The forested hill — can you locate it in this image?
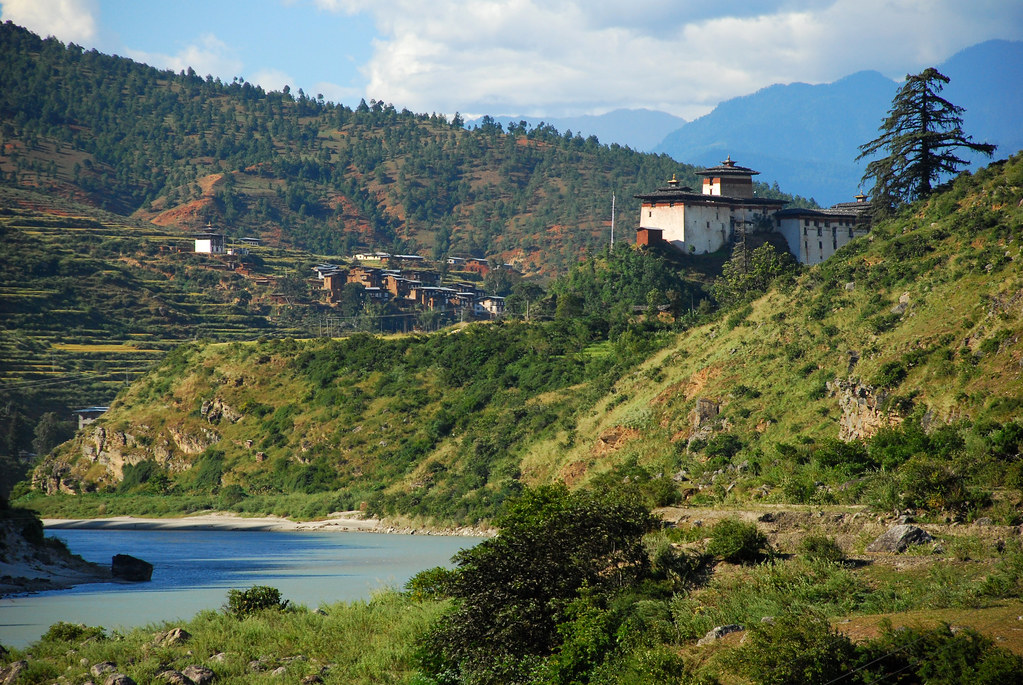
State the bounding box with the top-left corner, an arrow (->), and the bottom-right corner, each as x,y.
25,154 -> 1023,527
0,22 -> 798,276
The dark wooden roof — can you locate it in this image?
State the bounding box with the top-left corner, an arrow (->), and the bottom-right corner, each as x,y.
634,186 -> 783,207
697,155 -> 759,177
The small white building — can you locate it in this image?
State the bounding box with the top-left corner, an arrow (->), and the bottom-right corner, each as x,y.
194,232 -> 226,254
72,406 -> 108,430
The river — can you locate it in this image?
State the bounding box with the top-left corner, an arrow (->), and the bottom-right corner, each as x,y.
0,528 -> 477,648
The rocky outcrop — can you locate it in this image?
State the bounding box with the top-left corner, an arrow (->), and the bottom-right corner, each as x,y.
828,380 -> 900,441
866,524 -> 934,553
112,554 -> 153,581
0,660 -> 27,684
0,514 -> 109,596
153,627 -> 191,647
201,397 -> 243,425
169,424 -> 220,455
181,665 -> 216,685
697,624 -> 744,645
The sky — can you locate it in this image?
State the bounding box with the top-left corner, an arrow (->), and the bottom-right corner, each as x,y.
3,0 -> 1022,121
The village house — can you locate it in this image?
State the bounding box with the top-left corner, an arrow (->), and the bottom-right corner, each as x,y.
322,270 -> 349,303
71,406 -> 108,430
464,258 -> 490,276
635,156 -> 872,265
347,265 -> 383,288
402,269 -> 441,286
311,263 -> 343,280
476,296 -> 505,318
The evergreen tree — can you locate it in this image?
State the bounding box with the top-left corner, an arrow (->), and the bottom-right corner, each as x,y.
858,68 -> 995,213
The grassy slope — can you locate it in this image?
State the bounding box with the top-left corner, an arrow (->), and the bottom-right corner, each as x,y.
542,154 -> 1023,499
21,154 -> 1023,527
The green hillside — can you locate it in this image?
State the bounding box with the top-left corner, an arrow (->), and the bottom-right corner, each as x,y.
23,153 -> 1023,525
0,22 -> 801,278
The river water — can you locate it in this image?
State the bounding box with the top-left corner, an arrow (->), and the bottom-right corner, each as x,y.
0,528 -> 477,648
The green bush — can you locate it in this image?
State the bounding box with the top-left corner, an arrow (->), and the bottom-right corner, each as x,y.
224,585 -> 290,618
404,566 -> 457,601
730,610 -> 858,685
863,623 -> 1023,684
41,621 -> 106,643
706,518 -> 770,564
872,360 -> 907,388
798,534 -> 845,564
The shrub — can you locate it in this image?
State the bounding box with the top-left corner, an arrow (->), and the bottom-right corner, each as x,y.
404,566 -> 457,601
730,610 -> 858,685
898,455 -> 990,514
706,518 -> 770,564
863,623 -> 1023,684
41,621 -> 106,643
224,585 -> 290,618
798,534 -> 845,564
872,360 -> 907,388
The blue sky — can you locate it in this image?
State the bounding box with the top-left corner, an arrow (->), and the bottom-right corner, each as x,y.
3,0 -> 1022,120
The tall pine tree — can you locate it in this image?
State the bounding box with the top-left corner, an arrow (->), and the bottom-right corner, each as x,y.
858,68 -> 995,213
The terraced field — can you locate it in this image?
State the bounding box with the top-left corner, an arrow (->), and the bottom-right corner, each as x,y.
0,190 -> 322,438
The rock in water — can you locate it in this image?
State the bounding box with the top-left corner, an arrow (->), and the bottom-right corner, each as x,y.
111,554 -> 153,581
866,524 -> 934,553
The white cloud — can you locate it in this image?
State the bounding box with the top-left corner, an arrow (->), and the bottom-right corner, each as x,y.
316,0 -> 1023,118
1,0 -> 98,44
249,68 -> 296,93
312,80 -> 365,105
125,34 -> 243,80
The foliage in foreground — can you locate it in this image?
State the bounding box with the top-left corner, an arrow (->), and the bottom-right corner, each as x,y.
415,484 -> 659,684
734,611 -> 1023,685
4,590 -> 447,685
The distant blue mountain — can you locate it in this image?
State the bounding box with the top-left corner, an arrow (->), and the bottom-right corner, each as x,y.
653,40 -> 1023,206
939,40 -> 1023,168
465,109 -> 687,152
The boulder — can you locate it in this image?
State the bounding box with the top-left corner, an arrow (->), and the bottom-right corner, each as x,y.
697,624 -> 744,645
155,670 -> 192,685
153,627 -> 191,646
91,662 -> 118,678
866,524 -> 934,553
0,660 -> 27,685
181,665 -> 216,685
111,554 -> 153,581
104,675 -> 137,685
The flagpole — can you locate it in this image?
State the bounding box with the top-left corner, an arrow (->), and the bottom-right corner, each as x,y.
610,192 -> 616,247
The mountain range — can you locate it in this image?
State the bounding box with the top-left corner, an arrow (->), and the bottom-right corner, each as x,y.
479,41 -> 1022,207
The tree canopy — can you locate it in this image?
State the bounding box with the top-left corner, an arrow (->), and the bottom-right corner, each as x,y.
858,67 -> 995,213
417,484 -> 655,683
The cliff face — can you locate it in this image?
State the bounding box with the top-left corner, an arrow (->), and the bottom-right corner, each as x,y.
0,511 -> 108,596
828,380 -> 901,442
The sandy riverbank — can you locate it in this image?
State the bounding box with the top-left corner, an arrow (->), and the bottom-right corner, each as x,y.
43,511 -> 490,537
